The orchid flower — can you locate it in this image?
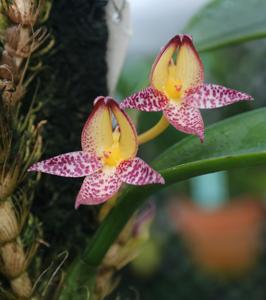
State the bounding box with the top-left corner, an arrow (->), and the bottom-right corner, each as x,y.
28,97 -> 164,208
120,35 -> 253,142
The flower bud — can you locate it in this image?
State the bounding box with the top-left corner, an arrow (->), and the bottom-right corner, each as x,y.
93,207 -> 155,300
5,26 -> 31,61
4,25 -> 49,67
5,0 -> 42,26
0,167 -> 19,199
11,272 -> 32,298
2,83 -> 26,105
0,50 -> 17,81
0,240 -> 26,278
93,268 -> 118,300
0,201 -> 19,244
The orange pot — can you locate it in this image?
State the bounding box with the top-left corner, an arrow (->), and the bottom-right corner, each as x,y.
170,198 -> 265,276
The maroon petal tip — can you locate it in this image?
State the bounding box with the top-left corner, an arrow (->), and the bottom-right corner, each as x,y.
181,34 -> 193,43
199,133 -> 205,143
93,96 -> 105,106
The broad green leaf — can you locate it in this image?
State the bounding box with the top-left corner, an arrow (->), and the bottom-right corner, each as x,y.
58,108 -> 266,299
186,0 -> 266,52
154,108 -> 266,170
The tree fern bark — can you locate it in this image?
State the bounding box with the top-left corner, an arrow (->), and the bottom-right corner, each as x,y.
35,0 -> 109,264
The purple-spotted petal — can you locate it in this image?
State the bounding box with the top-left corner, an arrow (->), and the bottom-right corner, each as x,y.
120,87 -> 168,112
75,168 -> 122,208
163,101 -> 204,142
117,157 -> 165,185
28,151 -> 102,177
186,84 -> 253,109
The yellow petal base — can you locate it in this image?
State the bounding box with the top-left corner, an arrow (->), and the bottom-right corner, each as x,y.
102,128 -> 123,167
164,77 -> 183,101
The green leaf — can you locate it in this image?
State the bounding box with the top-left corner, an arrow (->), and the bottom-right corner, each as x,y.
185,0 -> 266,52
58,108 -> 266,299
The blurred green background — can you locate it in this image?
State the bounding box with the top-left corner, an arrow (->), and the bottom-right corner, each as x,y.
108,0 -> 266,299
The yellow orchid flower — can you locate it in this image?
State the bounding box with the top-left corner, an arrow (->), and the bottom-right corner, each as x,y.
121,34 -> 253,142
28,97 -> 164,208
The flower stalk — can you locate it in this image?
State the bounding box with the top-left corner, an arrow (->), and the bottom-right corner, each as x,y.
137,115 -> 169,145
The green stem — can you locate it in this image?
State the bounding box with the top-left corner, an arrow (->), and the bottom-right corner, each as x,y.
137,115 -> 169,145
57,151 -> 266,299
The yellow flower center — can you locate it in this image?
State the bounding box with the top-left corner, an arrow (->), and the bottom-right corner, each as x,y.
102,128 -> 122,167
164,78 -> 183,100
161,63 -> 183,101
